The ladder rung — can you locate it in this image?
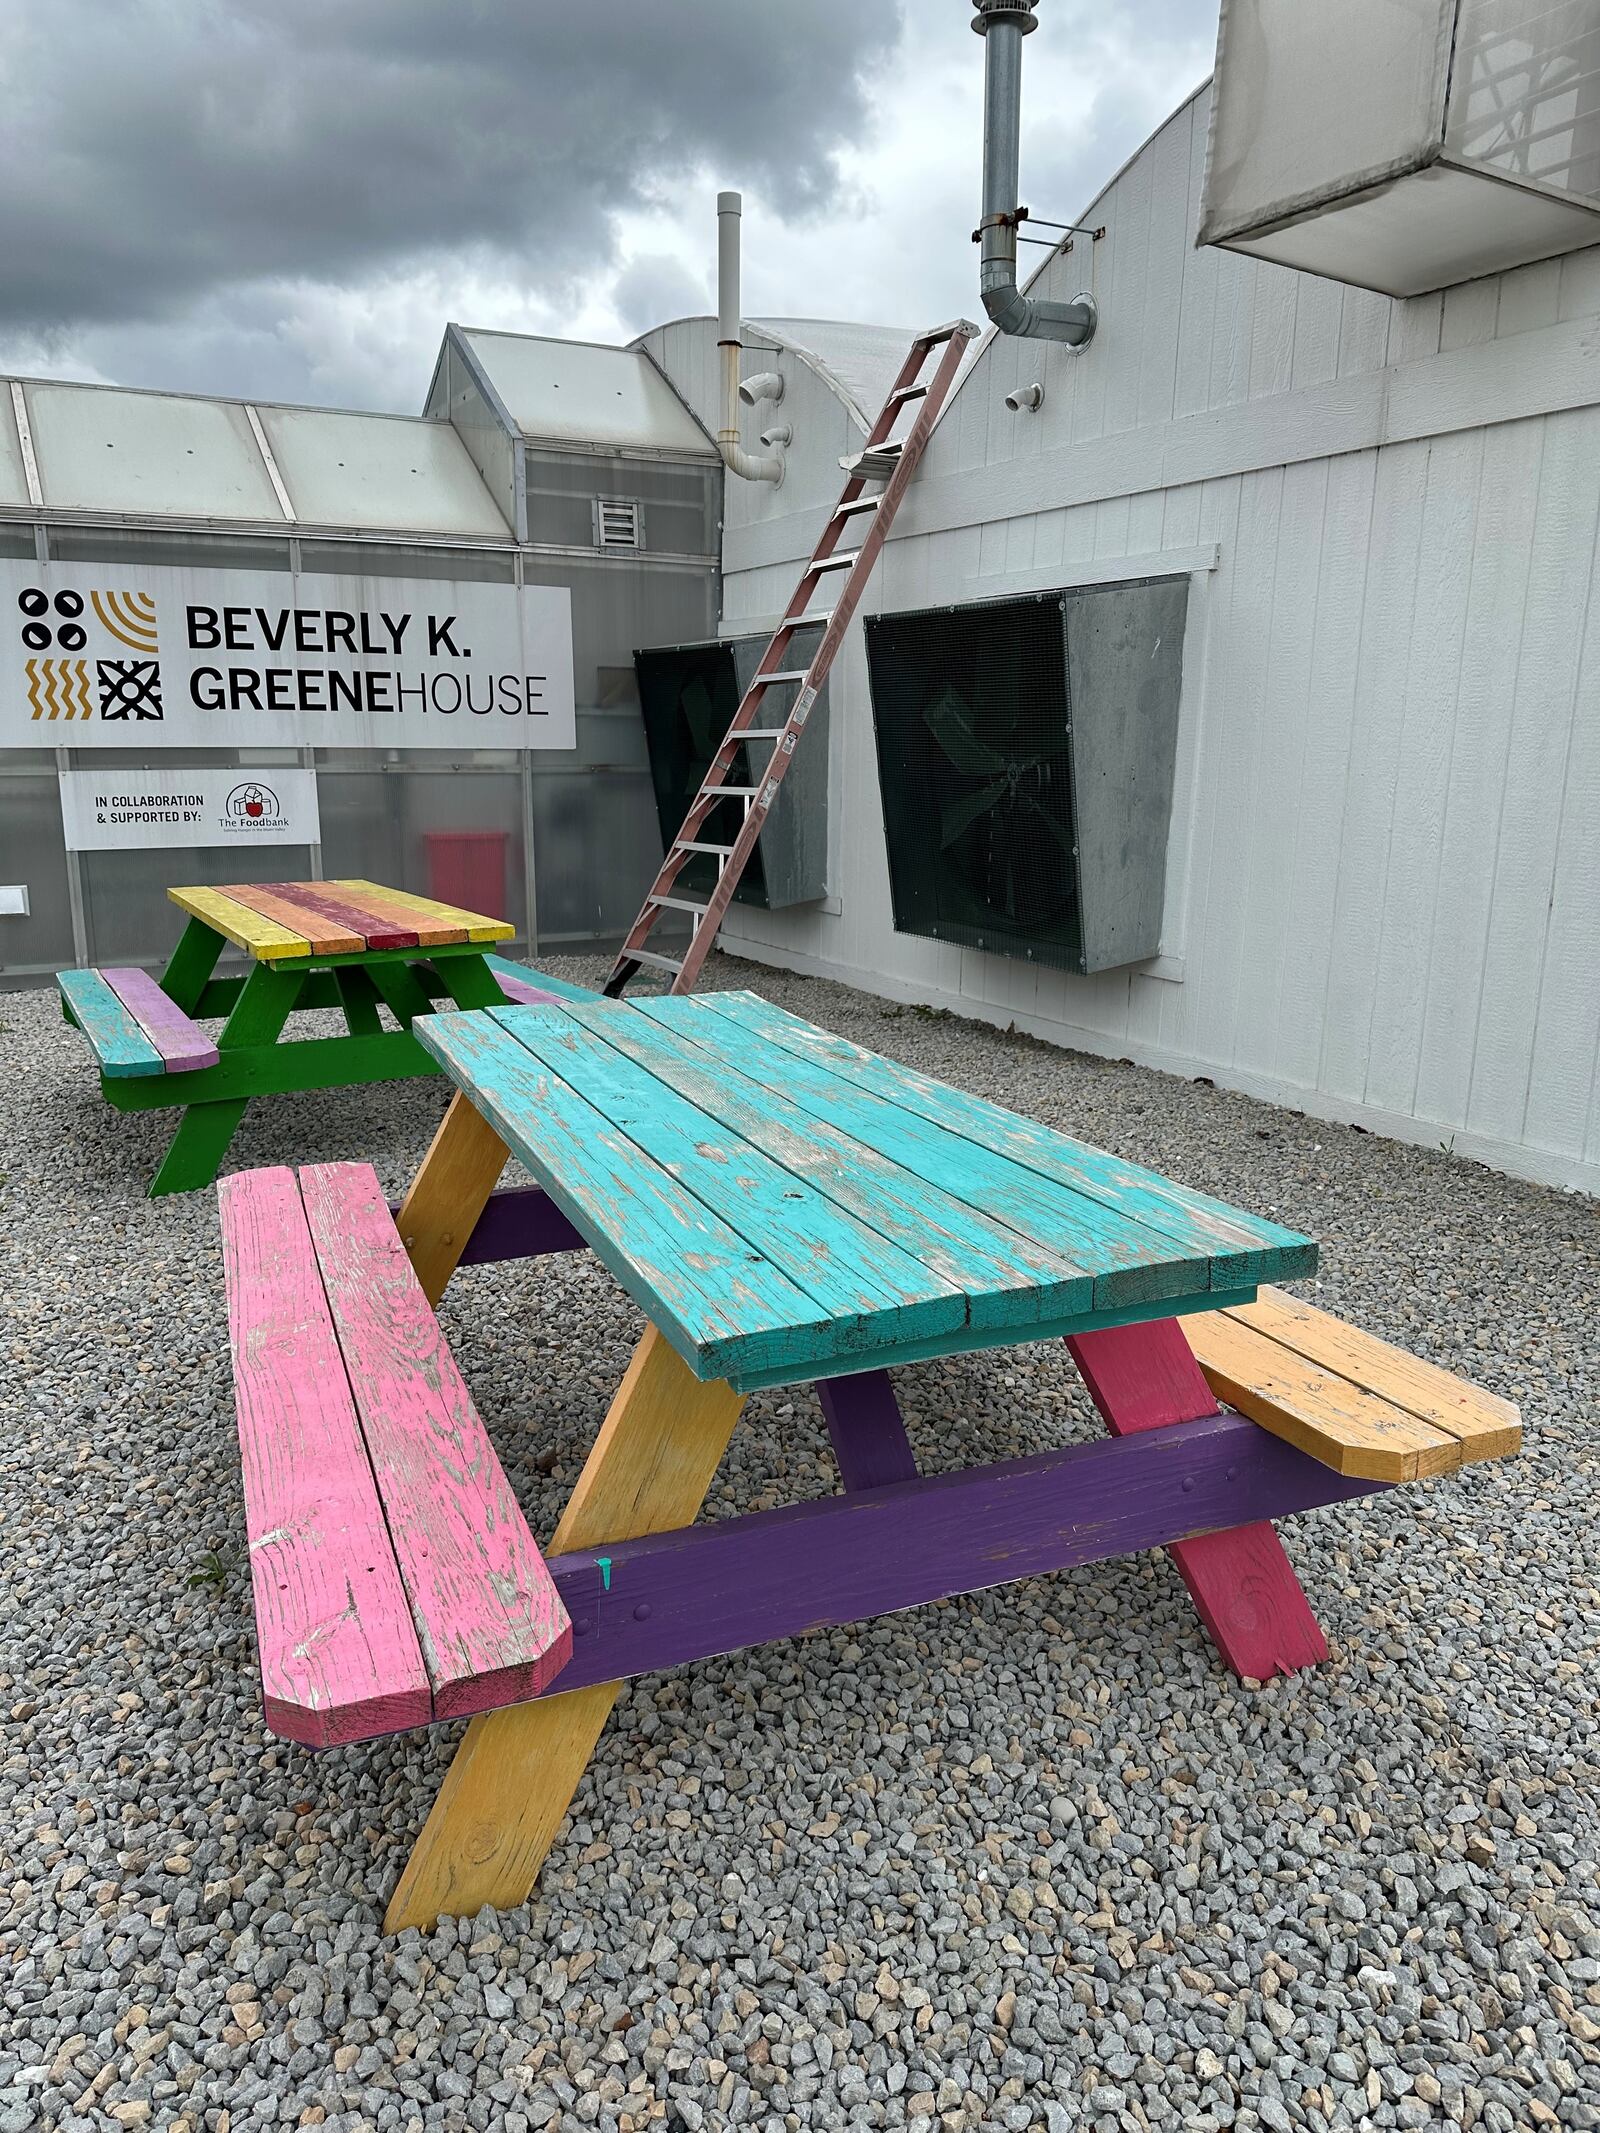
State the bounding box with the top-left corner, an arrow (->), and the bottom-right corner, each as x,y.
677,840 -> 735,856
706,785 -> 760,800
782,608 -> 834,628
889,382 -> 929,404
730,728 -> 786,741
810,551 -> 862,574
919,319 -> 976,344
839,442 -> 902,480
834,495 -> 882,518
651,894 -> 707,914
630,949 -> 685,974
749,669 -> 808,686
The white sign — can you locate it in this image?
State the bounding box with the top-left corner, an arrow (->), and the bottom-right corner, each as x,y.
58,766 -> 321,851
3,563 -> 576,751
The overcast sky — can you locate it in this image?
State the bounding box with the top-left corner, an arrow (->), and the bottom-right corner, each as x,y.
0,1 -> 1216,413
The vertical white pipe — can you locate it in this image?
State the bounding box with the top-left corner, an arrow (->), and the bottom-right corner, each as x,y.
715,189 -> 782,484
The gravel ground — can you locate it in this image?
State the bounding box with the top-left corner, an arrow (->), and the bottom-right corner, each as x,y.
2,953 -> 1597,2133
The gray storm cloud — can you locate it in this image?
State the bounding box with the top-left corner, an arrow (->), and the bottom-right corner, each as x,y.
0,0 -> 903,332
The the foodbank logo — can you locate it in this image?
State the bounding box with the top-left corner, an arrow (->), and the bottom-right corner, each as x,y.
18,585 -> 161,721
223,781 -> 285,834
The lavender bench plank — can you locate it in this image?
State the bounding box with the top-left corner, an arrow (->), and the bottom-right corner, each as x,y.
220,1162 -> 573,1745
58,964 -> 217,1076
102,966 -> 220,1070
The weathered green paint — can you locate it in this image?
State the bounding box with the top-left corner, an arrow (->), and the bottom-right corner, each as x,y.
335,966 -> 384,1037
147,961 -> 306,1196
433,953 -> 513,1012
105,1028 -> 438,1112
366,958 -> 438,1029
159,917 -> 225,1016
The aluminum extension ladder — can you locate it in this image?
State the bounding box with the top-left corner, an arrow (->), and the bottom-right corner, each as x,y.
603,317 -> 979,999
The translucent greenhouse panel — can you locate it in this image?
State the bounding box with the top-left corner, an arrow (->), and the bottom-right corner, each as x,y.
1446,0 -> 1600,200
79,844 -> 314,966
1200,0 -> 1600,294
531,768 -> 666,948
0,770 -> 78,980
316,763 -> 525,928
1201,0 -> 1451,241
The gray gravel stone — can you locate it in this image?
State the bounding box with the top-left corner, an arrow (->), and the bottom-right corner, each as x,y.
2,953 -> 1597,2131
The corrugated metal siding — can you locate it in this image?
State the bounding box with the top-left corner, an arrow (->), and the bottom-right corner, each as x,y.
655,85 -> 1600,1195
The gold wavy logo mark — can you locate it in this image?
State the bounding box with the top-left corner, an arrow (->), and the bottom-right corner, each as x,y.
25,657 -> 93,719
90,588 -> 158,653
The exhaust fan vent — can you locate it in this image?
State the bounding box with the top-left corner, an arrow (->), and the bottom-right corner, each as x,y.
865,580 -> 1189,973
593,497 -> 643,549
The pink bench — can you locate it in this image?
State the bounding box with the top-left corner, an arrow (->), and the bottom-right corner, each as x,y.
219,1161 -> 571,1747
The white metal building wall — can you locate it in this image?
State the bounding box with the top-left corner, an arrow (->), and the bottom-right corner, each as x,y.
648,86 -> 1600,1197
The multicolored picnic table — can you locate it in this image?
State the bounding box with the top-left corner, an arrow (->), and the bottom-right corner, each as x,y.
56,877 -> 554,1194
217,984 -> 1518,1930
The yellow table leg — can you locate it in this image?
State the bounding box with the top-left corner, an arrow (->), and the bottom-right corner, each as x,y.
383,1324 -> 743,1932
397,1090 -> 510,1306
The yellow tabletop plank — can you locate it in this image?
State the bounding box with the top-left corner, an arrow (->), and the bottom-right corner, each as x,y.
1184,1311 -> 1462,1483
168,885 -> 311,961
330,879 -> 514,945
1222,1288 -> 1521,1461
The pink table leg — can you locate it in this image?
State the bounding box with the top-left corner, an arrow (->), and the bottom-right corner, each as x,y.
1066,1319 -> 1328,1681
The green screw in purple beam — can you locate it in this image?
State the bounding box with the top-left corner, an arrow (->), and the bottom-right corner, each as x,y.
596,1557 -> 612,1592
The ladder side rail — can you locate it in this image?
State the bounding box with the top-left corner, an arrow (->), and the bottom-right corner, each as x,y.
606,321 -> 976,998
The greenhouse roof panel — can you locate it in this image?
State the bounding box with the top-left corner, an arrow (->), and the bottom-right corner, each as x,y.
461,329 -> 716,458
258,405 -> 510,536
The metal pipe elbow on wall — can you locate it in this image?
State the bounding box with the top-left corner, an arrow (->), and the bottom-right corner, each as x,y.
717,191 -> 784,484
972,0 -> 1096,348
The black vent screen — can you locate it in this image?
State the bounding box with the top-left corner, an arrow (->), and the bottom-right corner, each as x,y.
635,641 -> 769,908
866,593 -> 1082,969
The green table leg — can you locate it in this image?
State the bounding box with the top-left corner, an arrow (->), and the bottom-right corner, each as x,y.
159,917 -> 226,1015
431,951 -> 510,1011
334,965 -> 384,1037
366,958 -> 437,1030
149,961 -> 306,1197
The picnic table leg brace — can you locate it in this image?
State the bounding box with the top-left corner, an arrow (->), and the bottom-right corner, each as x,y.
384,1325 -> 743,1932
158,915 -> 226,1015
1066,1319 -> 1328,1681
148,960 -> 306,1197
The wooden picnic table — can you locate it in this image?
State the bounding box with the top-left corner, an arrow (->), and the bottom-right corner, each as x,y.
373,987 -> 1360,1930
57,877 -> 546,1195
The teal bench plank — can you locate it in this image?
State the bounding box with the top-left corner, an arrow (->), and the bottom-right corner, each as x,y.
413,1008 -> 840,1384
703,992 -> 1316,1290
641,995 -> 1206,1312
556,998 -> 1092,1333
58,968 -> 166,1079
483,956 -> 600,1007
497,1006 -> 970,1349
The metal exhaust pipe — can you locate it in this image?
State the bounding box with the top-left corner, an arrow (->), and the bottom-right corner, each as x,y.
972,0 -> 1096,346
716,191 -> 783,484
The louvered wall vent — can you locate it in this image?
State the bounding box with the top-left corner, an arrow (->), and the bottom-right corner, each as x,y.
593,497 -> 644,549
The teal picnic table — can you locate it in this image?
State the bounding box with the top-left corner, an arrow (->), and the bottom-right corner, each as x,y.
214,987 -> 1516,1931
56,877 -> 554,1195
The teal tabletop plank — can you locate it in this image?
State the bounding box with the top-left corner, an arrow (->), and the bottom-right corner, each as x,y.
557,999 -> 1093,1332
492,1006 -> 970,1353
637,999 -> 1202,1312
415,1009 -> 835,1384
697,993 -> 1317,1292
